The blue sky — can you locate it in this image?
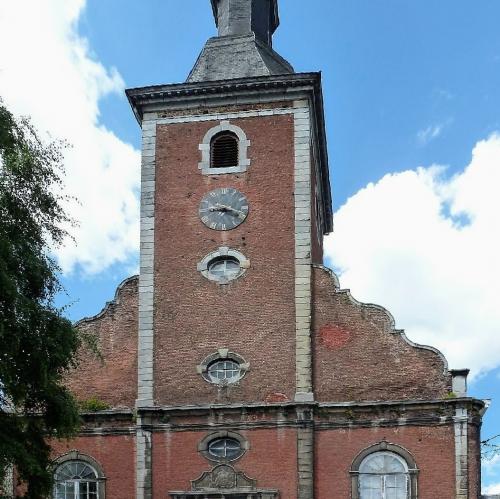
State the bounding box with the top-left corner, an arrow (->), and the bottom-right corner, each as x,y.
1,0 -> 499,492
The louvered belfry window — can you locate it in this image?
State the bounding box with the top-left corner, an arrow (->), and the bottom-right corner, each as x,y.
210,131 -> 239,168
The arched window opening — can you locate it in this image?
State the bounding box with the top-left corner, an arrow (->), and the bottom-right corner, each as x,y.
54,461 -> 99,499
210,131 -> 239,168
199,121 -> 250,175
351,443 -> 418,499
358,452 -> 408,499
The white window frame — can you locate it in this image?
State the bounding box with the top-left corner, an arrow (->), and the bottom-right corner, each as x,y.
53,451 -> 106,499
358,452 -> 409,499
350,442 -> 418,499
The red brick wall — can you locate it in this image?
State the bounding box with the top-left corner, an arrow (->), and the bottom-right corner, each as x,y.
315,425 -> 456,499
152,428 -> 297,498
50,435 -> 136,498
469,423 -> 481,498
66,277 -> 138,409
153,113 -> 297,405
312,266 -> 451,401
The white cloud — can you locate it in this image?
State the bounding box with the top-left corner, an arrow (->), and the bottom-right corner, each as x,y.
417,123 -> 446,145
0,0 -> 140,274
484,455 -> 500,493
485,483 -> 500,494
325,133 -> 500,377
485,479 -> 500,494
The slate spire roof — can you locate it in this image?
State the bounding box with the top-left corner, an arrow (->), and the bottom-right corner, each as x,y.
187,0 -> 294,83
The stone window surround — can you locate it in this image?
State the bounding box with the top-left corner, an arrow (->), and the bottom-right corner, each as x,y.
169,464 -> 279,499
199,121 -> 251,175
350,442 -> 419,499
197,348 -> 250,385
170,492 -> 277,499
198,431 -> 250,464
53,450 -> 106,499
197,247 -> 250,284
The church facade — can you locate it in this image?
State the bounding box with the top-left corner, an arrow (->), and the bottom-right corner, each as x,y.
43,1 -> 486,498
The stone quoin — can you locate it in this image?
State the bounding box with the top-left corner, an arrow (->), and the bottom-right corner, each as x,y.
12,1 -> 487,498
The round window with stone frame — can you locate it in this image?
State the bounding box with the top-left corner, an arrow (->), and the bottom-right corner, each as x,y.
197,247 -> 250,285
207,359 -> 241,384
198,431 -> 249,464
208,256 -> 241,282
208,437 -> 243,460
197,349 -> 249,386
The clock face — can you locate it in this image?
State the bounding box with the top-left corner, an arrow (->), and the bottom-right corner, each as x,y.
199,188 -> 249,231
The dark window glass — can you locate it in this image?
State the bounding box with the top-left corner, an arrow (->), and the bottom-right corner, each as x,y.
208,437 -> 243,460
211,132 -> 239,168
207,360 -> 241,383
208,257 -> 241,281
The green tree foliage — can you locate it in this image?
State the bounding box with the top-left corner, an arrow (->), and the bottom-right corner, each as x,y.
0,102 -> 81,498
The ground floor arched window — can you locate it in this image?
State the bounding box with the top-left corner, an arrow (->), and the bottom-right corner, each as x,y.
53,451 -> 105,499
351,442 -> 418,499
54,461 -> 98,498
359,452 -> 409,498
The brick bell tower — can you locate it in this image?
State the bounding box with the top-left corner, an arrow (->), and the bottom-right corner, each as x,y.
124,1 -> 484,498
127,1 -> 332,497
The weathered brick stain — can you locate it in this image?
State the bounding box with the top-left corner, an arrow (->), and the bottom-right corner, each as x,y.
318,324 -> 351,350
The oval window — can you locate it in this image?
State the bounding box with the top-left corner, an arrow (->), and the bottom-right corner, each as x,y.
207,256 -> 241,282
207,359 -> 241,384
208,437 -> 243,460
197,248 -> 250,285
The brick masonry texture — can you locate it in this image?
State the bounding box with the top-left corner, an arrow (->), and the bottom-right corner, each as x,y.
50,435 -> 136,498
156,101 -> 293,120
315,425 -> 456,498
312,266 -> 452,401
152,428 -> 297,497
67,277 -> 138,408
55,97 -> 485,499
469,423 -> 482,498
153,113 -> 297,406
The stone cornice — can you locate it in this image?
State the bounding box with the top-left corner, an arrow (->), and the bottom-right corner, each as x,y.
132,396 -> 485,414
126,73 -> 320,118
74,397 -> 485,436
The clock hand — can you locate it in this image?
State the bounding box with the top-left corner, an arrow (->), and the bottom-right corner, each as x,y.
209,203 -> 233,212
208,204 -> 245,217
208,203 -> 227,212
225,206 -> 245,217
